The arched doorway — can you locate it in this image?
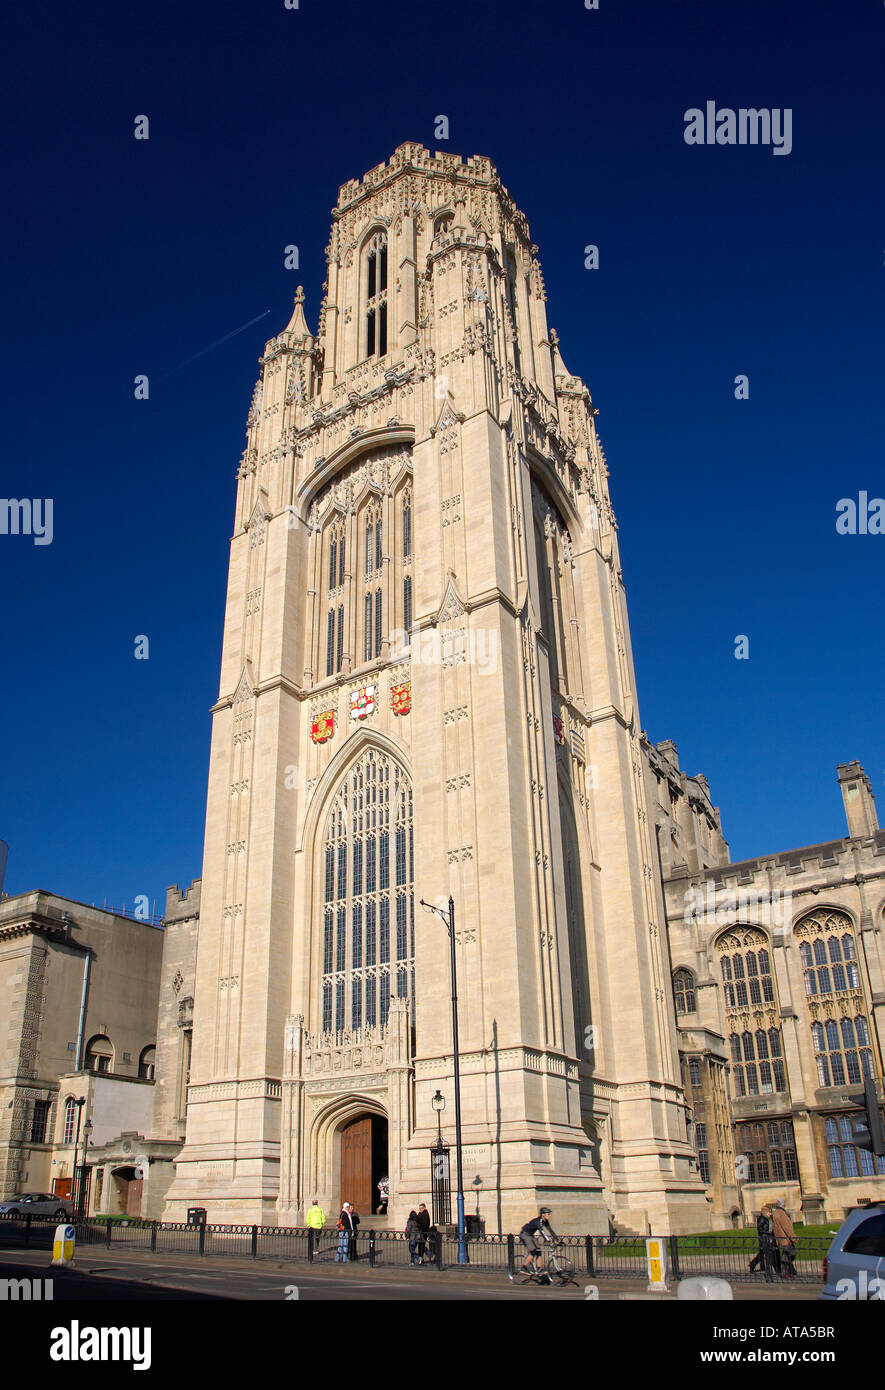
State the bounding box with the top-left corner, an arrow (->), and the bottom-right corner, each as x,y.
339,1113 -> 388,1217
110,1165 -> 141,1217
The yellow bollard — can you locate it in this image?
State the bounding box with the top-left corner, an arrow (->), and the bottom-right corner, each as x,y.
646,1236 -> 669,1291
51,1223 -> 76,1267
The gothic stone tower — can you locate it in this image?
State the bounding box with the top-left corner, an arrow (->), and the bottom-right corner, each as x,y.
163,143 -> 710,1234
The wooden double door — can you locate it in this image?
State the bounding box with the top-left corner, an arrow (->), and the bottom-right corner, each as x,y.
339,1115 -> 387,1217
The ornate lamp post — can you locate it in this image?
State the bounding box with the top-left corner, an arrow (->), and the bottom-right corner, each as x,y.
78,1118 -> 93,1218
430,1090 -> 451,1226
432,1089 -> 445,1146
419,896 -> 467,1263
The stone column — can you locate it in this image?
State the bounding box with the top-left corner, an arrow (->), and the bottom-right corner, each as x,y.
277,1016 -> 305,1223
385,997 -> 412,1223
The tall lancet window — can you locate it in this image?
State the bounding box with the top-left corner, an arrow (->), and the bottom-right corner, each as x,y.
363,500 -> 383,662
364,231 -> 388,359
320,750 -> 414,1037
505,252 -> 521,375
401,485 -> 412,642
325,518 -> 346,678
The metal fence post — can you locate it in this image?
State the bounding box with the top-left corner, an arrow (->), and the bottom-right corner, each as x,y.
669,1234 -> 681,1281
251,1225 -> 258,1259
24,1214 -> 31,1246
307,1228 -> 314,1262
506,1232 -> 515,1275
368,1229 -> 376,1267
199,1221 -> 206,1256
434,1229 -> 443,1270
106,1220 -> 112,1248
151,1223 -> 157,1253
585,1234 -> 594,1274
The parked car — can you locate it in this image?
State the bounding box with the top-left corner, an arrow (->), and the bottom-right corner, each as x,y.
0,1192 -> 72,1219
820,1204 -> 885,1300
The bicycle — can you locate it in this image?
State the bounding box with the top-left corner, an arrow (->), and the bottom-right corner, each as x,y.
509,1243 -> 578,1287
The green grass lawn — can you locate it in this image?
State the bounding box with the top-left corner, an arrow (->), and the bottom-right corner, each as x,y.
89,1214 -> 153,1225
599,1224 -> 837,1256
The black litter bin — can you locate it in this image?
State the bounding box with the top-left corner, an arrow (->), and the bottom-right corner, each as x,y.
187,1207 -> 207,1226
464,1215 -> 485,1235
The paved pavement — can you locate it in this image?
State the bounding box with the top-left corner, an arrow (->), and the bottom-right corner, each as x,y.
0,1243 -> 823,1302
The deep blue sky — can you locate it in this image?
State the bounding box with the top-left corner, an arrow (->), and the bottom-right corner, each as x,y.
2,0 -> 882,911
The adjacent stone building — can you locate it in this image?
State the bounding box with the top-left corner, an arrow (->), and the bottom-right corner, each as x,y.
647,746 -> 885,1225
0,892 -> 163,1208
0,882 -> 202,1221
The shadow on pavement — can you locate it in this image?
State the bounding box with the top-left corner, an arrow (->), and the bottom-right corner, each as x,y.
0,1259 -> 222,1301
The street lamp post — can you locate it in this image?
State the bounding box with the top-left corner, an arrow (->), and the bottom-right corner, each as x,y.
78,1118 -> 93,1219
420,895 -> 467,1264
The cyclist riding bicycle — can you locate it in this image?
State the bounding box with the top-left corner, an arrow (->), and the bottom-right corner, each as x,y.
518,1207 -> 559,1275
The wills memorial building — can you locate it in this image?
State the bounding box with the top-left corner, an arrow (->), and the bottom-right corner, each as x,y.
161,143 -> 717,1233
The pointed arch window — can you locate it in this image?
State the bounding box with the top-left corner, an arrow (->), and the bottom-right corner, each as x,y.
324,518 -> 347,678
364,232 -> 388,359
400,483 -> 413,646
63,1097 -> 78,1145
365,505 -> 382,577
504,251 -> 521,374
326,603 -> 345,677
328,519 -> 346,592
796,909 -> 875,1088
673,968 -> 696,1015
320,750 -> 413,1038
717,928 -> 785,1099
798,916 -> 861,996
362,501 -> 383,662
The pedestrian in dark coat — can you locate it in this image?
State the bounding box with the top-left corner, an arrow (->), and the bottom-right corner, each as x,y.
406,1210 -> 421,1265
414,1202 -> 431,1262
748,1205 -> 777,1282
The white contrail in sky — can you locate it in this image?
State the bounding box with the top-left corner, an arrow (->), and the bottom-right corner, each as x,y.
155,309 -> 272,383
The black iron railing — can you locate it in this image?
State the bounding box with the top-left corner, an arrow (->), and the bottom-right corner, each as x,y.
0,1214 -> 828,1282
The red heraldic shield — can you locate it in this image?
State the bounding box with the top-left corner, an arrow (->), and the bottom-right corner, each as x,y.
311,711 -> 335,743
391,682 -> 412,716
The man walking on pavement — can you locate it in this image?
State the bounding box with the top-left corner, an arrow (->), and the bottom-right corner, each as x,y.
414,1202 -> 431,1263
772,1198 -> 797,1280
